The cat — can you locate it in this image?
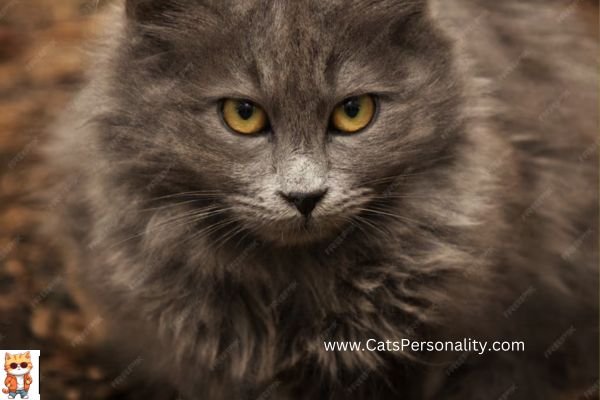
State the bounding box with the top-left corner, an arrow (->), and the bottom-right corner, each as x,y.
2,353 -> 32,400
46,0 -> 598,399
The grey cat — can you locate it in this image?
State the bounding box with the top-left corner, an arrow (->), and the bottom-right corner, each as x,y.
47,0 -> 598,399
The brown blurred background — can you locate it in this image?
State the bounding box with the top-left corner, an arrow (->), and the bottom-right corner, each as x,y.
0,1 -> 597,399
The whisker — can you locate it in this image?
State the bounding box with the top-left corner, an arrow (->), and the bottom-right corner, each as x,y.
140,199 -> 211,212
360,155 -> 456,187
232,228 -> 254,250
151,206 -> 226,228
214,224 -> 247,252
370,194 -> 460,200
108,206 -> 230,248
183,217 -> 239,246
361,171 -> 432,186
357,206 -> 424,226
340,215 -> 371,239
147,190 -> 226,202
352,214 -> 390,237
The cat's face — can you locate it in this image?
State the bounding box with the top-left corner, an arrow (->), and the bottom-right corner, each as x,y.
110,0 -> 460,246
4,352 -> 32,376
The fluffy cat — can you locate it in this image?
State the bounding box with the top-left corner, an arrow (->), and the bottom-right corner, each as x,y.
47,0 -> 598,399
2,353 -> 32,399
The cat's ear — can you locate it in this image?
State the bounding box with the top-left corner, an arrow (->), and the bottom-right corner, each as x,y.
24,352 -> 30,359
4,353 -> 8,360
389,1 -> 448,53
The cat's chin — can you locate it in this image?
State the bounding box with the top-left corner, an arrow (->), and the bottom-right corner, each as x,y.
262,230 -> 333,247
250,218 -> 342,247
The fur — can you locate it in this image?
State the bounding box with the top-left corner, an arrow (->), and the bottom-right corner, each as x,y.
46,1 -> 598,398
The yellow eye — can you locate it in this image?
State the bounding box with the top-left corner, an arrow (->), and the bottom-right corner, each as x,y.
330,94 -> 376,133
222,99 -> 269,135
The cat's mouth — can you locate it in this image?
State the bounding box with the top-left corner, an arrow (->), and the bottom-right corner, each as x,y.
249,217 -> 342,246
8,369 -> 29,376
230,208 -> 348,246
225,188 -> 375,246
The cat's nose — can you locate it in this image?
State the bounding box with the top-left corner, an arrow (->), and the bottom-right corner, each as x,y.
280,189 -> 327,217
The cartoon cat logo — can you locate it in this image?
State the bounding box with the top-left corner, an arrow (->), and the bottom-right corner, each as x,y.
2,352 -> 33,399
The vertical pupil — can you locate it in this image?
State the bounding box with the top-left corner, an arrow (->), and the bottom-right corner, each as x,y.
343,99 -> 361,118
237,102 -> 254,120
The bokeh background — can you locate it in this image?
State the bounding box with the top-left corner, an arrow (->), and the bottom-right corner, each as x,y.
0,1 -> 597,399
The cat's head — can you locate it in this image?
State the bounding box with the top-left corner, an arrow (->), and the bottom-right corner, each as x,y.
102,0 -> 462,246
4,352 -> 32,376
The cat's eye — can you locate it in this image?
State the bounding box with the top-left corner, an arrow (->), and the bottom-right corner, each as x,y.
330,94 -> 376,133
221,99 -> 269,135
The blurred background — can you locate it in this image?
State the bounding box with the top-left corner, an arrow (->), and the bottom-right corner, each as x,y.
0,0 -> 597,399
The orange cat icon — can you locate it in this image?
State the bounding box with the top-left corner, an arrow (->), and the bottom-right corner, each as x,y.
2,352 -> 33,399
